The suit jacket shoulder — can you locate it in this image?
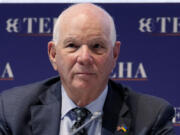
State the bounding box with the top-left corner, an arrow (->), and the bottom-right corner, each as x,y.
0,76 -> 61,135
0,76 -> 60,107
130,88 -> 174,132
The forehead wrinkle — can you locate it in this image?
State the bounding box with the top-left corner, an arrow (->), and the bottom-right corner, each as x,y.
64,14 -> 110,38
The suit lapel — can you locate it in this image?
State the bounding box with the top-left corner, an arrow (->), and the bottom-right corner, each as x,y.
29,82 -> 62,135
102,80 -> 132,135
114,102 -> 131,135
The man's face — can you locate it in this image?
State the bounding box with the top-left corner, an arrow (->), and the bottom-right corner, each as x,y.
49,14 -> 120,92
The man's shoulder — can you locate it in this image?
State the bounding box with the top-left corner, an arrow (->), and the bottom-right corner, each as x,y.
0,76 -> 60,104
110,79 -> 174,115
128,86 -> 172,111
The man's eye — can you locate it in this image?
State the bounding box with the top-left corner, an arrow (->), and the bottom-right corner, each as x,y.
67,43 -> 76,48
93,44 -> 102,49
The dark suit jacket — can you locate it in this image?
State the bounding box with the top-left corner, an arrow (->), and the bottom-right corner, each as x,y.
0,76 -> 175,135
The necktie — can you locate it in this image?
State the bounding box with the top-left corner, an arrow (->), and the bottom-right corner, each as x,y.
71,107 -> 91,135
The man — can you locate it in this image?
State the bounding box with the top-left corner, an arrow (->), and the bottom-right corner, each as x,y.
0,3 -> 175,135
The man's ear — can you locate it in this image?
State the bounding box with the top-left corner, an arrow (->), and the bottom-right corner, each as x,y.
48,41 -> 57,71
112,41 -> 121,69
113,41 -> 121,60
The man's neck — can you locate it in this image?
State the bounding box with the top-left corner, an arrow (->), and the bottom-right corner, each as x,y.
62,84 -> 107,107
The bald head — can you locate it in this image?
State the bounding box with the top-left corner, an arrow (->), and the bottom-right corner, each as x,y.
52,3 -> 116,45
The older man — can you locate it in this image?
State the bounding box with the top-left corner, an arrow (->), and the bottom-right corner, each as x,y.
0,3 -> 175,135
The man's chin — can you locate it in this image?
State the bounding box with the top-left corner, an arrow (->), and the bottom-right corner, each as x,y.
73,80 -> 94,89
74,74 -> 96,80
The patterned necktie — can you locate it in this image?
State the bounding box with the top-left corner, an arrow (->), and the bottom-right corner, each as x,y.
71,107 -> 91,135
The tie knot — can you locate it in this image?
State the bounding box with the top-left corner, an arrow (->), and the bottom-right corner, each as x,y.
72,107 -> 91,122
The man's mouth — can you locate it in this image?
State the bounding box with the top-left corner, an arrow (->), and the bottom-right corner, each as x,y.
75,72 -> 96,77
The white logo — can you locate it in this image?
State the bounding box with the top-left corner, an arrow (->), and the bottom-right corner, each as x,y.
111,62 -> 147,80
6,17 -> 57,34
173,107 -> 180,126
139,17 -> 180,34
0,62 -> 14,80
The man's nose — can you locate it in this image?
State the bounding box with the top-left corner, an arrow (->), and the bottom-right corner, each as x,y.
77,45 -> 93,65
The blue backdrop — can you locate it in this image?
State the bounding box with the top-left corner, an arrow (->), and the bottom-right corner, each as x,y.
0,3 -> 179,133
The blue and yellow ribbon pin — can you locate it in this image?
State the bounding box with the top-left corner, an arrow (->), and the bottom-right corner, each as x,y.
116,125 -> 127,132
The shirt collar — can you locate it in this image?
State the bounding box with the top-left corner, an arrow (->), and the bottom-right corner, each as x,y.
61,85 -> 108,119
61,85 -> 76,119
85,86 -> 108,115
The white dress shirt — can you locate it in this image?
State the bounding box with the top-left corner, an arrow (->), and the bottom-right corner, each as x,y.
60,85 -> 108,135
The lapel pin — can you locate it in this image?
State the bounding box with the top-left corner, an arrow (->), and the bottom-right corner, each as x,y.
116,125 -> 127,132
